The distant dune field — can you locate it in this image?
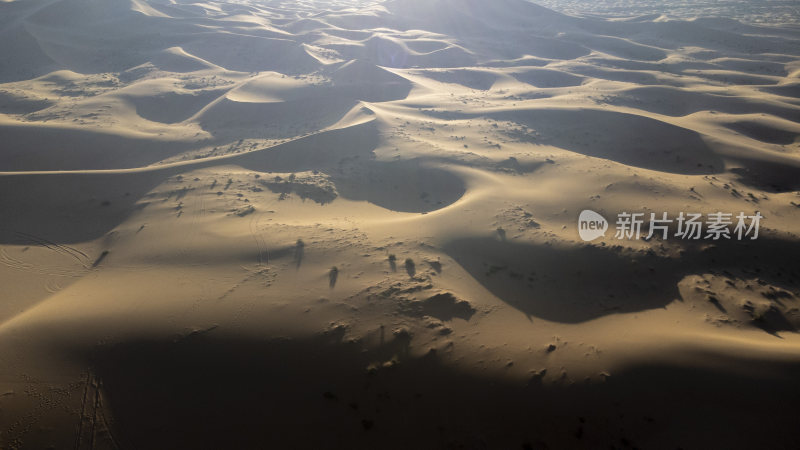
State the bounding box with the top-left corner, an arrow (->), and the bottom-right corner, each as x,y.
537,0 -> 800,24
1,0 -> 799,449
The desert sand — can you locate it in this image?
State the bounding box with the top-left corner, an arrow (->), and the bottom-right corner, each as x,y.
1,0 -> 800,448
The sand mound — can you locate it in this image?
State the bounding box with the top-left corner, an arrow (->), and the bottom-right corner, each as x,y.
147,47 -> 222,73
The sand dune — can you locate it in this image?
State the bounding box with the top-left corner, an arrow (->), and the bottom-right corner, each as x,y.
1,0 -> 800,448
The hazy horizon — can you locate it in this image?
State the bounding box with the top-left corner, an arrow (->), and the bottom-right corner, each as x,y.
535,0 -> 800,24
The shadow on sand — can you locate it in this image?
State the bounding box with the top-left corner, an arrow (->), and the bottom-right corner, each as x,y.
444,236 -> 800,324
83,331 -> 800,450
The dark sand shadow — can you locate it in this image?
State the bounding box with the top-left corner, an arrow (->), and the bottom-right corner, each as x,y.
404,258 -> 416,278
0,119 -> 466,245
0,170 -> 178,244
329,266 -> 339,288
295,239 -> 305,268
443,236 -> 800,324
83,332 -> 800,450
729,157 -> 800,193
331,159 -> 466,214
504,109 -> 725,175
0,124 -> 204,171
235,122 -> 466,214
